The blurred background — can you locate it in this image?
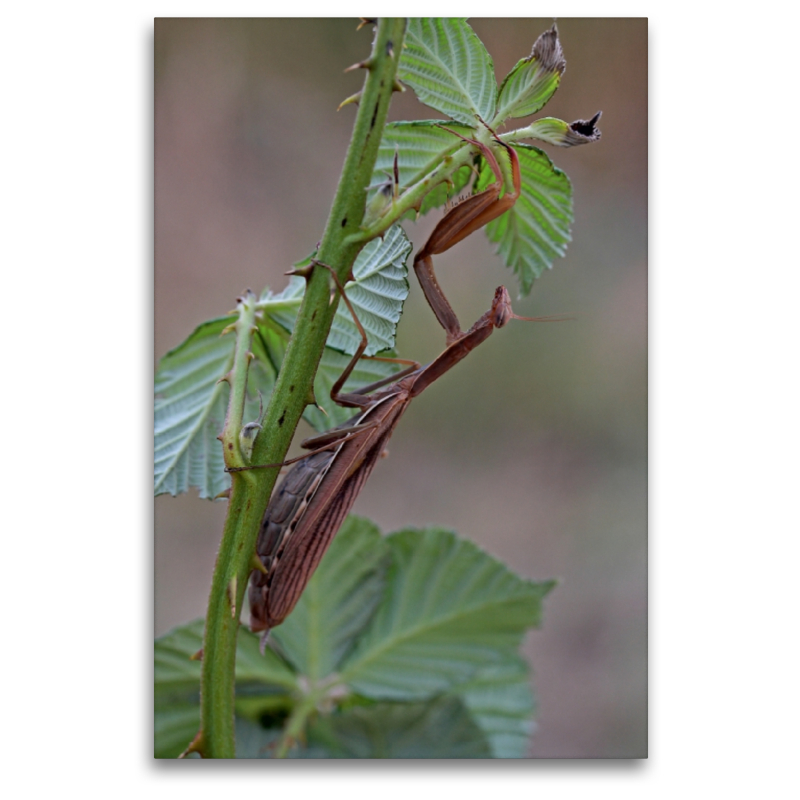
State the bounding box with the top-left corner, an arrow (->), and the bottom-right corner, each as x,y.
154,18 -> 646,759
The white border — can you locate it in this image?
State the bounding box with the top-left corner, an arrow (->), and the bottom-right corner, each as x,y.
3,2 -> 797,796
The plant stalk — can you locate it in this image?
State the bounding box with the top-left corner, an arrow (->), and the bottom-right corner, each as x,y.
198,18 -> 407,758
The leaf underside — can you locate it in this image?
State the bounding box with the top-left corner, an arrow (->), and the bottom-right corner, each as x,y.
265,224 -> 411,357
479,143 -> 573,296
154,226 -> 411,497
154,318 -> 272,499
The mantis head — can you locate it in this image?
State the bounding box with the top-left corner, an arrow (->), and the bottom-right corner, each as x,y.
490,285 -> 573,329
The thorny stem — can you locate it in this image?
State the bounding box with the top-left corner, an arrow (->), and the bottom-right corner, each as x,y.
219,291 -> 258,460
198,18 -> 407,759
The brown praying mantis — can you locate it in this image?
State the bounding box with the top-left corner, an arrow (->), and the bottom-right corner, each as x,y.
233,129 -> 553,640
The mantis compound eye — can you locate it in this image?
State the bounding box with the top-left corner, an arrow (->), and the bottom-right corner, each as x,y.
491,286 -> 514,328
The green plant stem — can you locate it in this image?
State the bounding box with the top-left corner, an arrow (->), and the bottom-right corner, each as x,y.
198,18 -> 407,759
347,142 -> 474,245
272,675 -> 345,758
220,291 -> 258,456
273,693 -> 319,759
348,124 -> 515,247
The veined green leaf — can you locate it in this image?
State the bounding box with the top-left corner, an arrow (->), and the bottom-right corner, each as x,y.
257,224 -> 411,430
155,523 -> 555,757
234,628 -> 299,691
302,697 -> 491,759
153,620 -> 205,758
234,717 -> 282,758
154,619 -> 204,693
234,697 -> 491,759
480,143 -> 573,296
155,702 -> 201,759
263,224 -> 411,357
154,226 -> 410,496
154,318 -> 273,498
369,121 -> 474,219
154,619 -> 298,757
494,25 -> 566,124
340,527 -> 555,700
270,516 -> 390,680
399,19 -> 497,127
450,654 -> 535,758
154,619 -> 296,693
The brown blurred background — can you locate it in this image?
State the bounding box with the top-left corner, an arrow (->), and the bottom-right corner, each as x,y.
155,18 -> 647,758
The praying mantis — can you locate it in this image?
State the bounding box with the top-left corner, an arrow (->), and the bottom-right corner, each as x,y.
236,129 -> 554,639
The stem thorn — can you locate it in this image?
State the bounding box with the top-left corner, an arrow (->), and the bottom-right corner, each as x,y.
251,554 -> 268,574
178,730 -> 205,759
337,91 -> 362,111
285,264 -> 314,280
344,59 -> 372,73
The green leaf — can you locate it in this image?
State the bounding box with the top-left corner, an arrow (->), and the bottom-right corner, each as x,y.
270,516 -> 390,680
480,143 -> 573,296
450,654 -> 535,758
340,527 -> 555,699
234,628 -> 300,691
302,697 -> 491,758
154,621 -> 204,757
398,19 -> 497,127
233,698 -> 491,759
494,25 -> 566,124
154,619 -> 298,757
155,522 -> 555,758
369,121 -> 474,218
258,224 -> 412,430
154,618 -> 205,692
154,318 -> 274,498
155,226 -> 410,496
155,702 -> 201,759
155,619 -> 296,692
263,224 -> 411,357
234,717 -> 282,758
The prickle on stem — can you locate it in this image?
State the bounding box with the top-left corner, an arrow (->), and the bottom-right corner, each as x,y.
337,91 -> 362,111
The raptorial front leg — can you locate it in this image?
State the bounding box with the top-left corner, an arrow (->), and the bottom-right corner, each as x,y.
413,133 -> 521,346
